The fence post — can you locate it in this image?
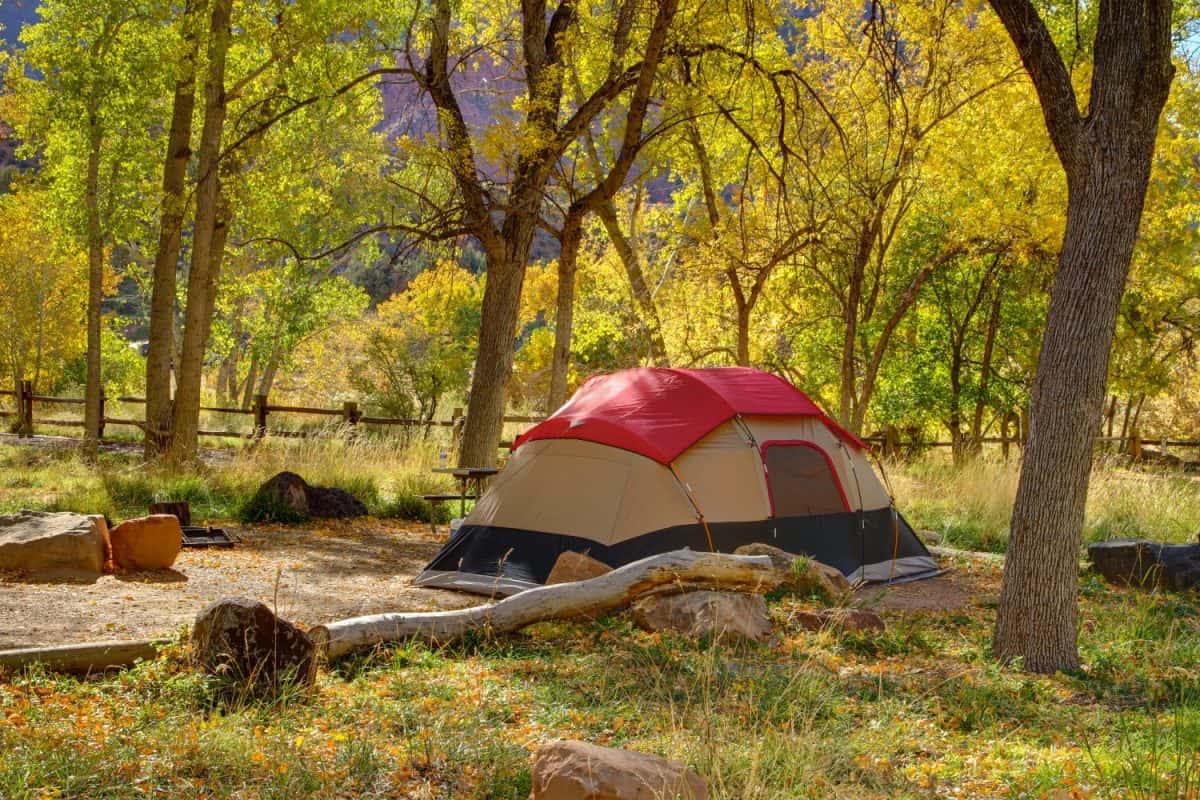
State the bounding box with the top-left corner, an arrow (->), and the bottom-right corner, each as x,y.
342,401 -> 360,438
97,388 -> 106,441
19,380 -> 33,437
1128,431 -> 1142,462
882,425 -> 900,460
253,394 -> 269,440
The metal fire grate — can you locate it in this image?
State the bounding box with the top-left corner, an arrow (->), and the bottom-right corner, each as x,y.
149,501 -> 237,549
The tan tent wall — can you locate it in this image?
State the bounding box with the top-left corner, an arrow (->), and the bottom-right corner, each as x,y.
471,415 -> 893,548
671,421 -> 772,523
741,416 -> 893,511
467,439 -> 697,545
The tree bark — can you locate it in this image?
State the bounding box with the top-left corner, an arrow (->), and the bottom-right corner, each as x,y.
990,0 -> 1173,673
548,208 -> 585,411
144,0 -> 201,459
310,550 -> 780,659
167,0 -> 232,463
594,198 -> 669,366
971,281 -> 1004,454
0,639 -> 168,674
82,120 -> 104,461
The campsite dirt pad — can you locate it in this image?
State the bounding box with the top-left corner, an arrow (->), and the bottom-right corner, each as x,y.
0,520 -> 990,649
0,519 -> 478,649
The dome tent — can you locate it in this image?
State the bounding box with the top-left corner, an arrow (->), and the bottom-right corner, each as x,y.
415,367 -> 939,595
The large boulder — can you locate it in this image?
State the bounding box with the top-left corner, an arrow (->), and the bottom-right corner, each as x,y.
545,551 -> 613,585
248,472 -> 368,520
733,543 -> 851,601
1088,540 -> 1200,591
191,597 -> 316,690
632,590 -> 771,643
531,739 -> 707,800
109,514 -> 182,571
0,511 -> 108,577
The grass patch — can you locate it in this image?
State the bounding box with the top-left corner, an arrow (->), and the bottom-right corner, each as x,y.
0,434 -> 464,524
4,570 -> 1200,797
891,456 -> 1200,553
4,440 -> 1200,795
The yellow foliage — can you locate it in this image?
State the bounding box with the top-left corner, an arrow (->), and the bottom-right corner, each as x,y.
0,188 -> 89,391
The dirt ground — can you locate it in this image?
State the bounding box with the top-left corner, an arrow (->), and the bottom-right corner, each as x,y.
0,519 -> 477,649
0,520 -> 988,649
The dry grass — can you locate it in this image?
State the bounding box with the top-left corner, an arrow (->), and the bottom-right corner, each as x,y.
891,455 -> 1200,553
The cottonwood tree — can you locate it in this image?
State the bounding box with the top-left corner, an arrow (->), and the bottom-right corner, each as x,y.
13,0 -> 170,458
989,0 -> 1176,672
144,0 -> 203,458
662,0 -> 1013,430
543,0 -> 680,410
155,0 -> 388,461
395,0 -> 687,466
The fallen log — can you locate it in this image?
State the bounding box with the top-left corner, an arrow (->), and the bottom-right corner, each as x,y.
310,550 -> 781,660
0,638 -> 169,674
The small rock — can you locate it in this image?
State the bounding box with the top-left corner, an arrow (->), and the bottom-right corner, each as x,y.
793,608 -> 885,633
306,485 -> 369,519
531,739 -> 707,800
733,543 -> 851,600
192,597 -> 316,691
545,551 -> 613,585
248,472 -> 368,520
632,590 -> 771,643
0,511 -> 107,576
109,514 -> 183,571
1087,540 -> 1200,591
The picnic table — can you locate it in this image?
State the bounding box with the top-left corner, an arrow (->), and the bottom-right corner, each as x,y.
428,466 -> 500,519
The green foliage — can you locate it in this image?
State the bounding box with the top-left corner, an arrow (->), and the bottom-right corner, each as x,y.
349,261 -> 481,420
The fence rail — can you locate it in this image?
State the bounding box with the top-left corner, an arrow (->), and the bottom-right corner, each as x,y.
0,383 -> 541,443
2,383 -> 1198,458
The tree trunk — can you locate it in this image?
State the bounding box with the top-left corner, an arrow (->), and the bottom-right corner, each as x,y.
82,121 -> 104,461
735,301 -> 751,367
548,208 -> 585,411
990,0 -> 1173,673
971,285 -> 1004,454
458,240 -> 531,468
948,346 -> 964,466
594,199 -> 669,366
144,0 -> 200,459
995,178 -> 1141,671
217,350 -> 237,407
240,356 -> 259,411
255,351 -> 279,398
167,0 -> 232,463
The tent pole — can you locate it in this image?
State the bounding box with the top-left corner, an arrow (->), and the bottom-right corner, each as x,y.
668,463 -> 715,552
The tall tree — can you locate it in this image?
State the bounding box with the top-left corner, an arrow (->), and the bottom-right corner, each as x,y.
989,0 -> 1175,672
401,0 -> 687,466
167,0 -> 232,462
12,0 -> 170,457
144,0 -> 203,459
545,0 -> 679,409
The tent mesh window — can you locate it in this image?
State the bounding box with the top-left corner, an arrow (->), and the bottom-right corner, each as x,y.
763,443 -> 848,517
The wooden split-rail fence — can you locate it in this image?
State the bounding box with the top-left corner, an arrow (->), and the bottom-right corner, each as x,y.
1,381 -> 1197,460
0,381 -> 543,443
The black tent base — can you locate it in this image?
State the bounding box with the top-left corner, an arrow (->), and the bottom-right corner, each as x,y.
415,506 -> 939,596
